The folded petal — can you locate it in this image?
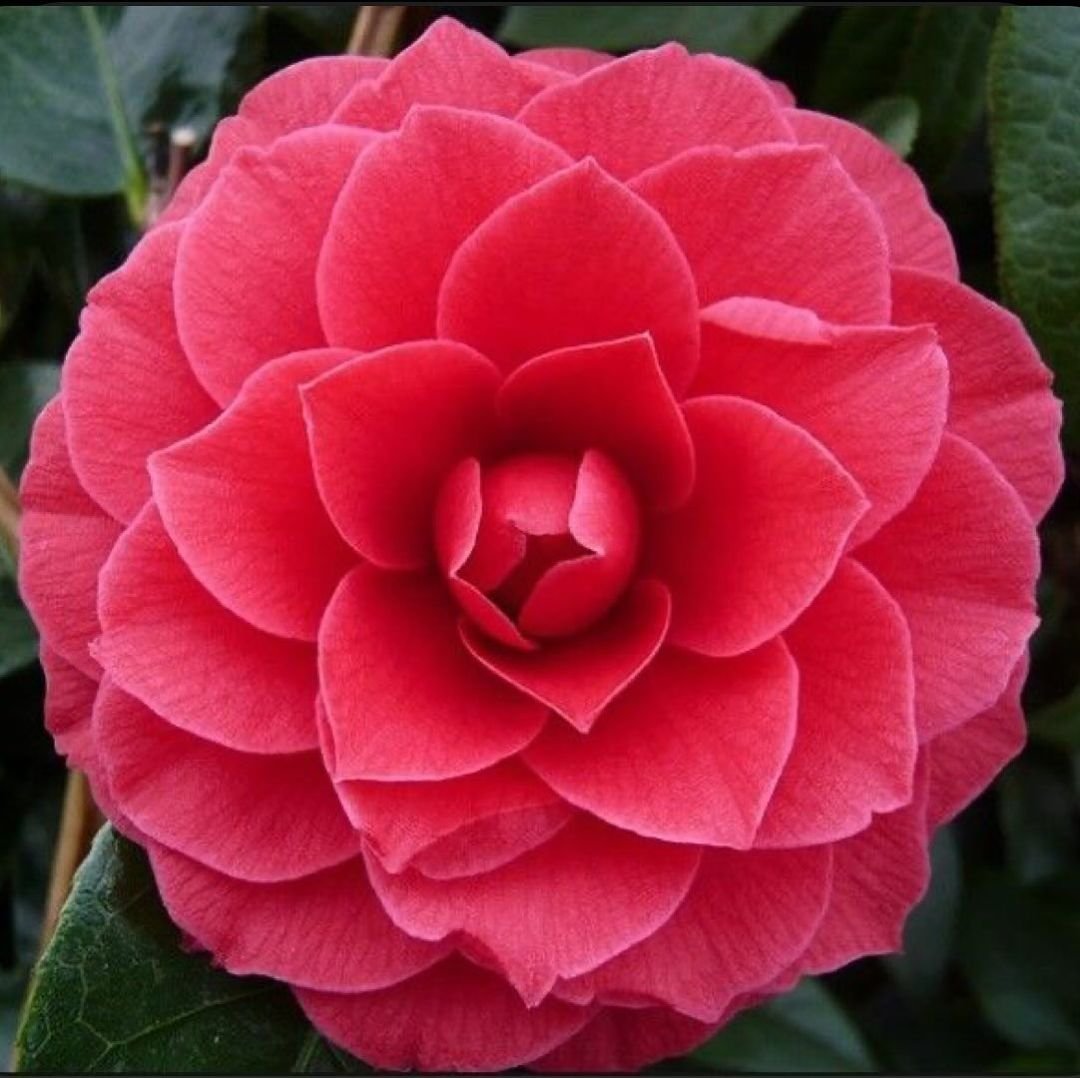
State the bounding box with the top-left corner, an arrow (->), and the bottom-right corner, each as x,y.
526,641 -> 797,846
437,160 -> 700,394
631,144 -> 890,324
319,106 -> 570,351
516,47 -> 612,75
302,341 -> 501,570
95,681 -> 362,882
560,846 -> 831,1022
319,565 -> 547,781
296,956 -> 590,1073
893,268 -> 1063,523
787,109 -> 958,278
151,847 -> 444,991
925,655 -> 1027,829
696,306 -> 948,544
756,560 -> 917,846
463,580 -> 671,733
19,399 -> 121,679
368,816 -> 701,1004
651,396 -> 868,657
175,125 -> 373,405
40,645 -> 98,770
498,335 -> 695,510
97,505 -> 318,754
332,18 -> 550,129
857,434 -> 1039,740
62,225 -> 218,523
151,349 -> 356,641
518,45 -> 791,180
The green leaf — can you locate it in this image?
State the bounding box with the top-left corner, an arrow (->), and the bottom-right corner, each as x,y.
856,95 -> 920,158
499,5 -> 802,62
0,574 -> 37,680
998,757 -> 1078,884
1029,685 -> 1080,750
693,978 -> 877,1073
960,873 -> 1080,1051
14,827 -> 368,1073
0,361 -> 59,476
990,6 -> 1080,448
270,5 -> 356,51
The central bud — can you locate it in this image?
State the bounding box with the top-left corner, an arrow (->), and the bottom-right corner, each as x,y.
435,450 -> 640,650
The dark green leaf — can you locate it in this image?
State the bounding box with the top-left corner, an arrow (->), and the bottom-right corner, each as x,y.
270,5 -> 356,52
1029,686 -> 1080,750
693,978 -> 876,1073
0,575 -> 36,680
14,827 -> 368,1073
856,95 -> 920,158
0,362 -> 59,476
499,5 -> 802,62
999,757 -> 1078,884
990,6 -> 1080,448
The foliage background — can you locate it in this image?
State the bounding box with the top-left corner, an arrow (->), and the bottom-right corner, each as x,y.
1,5 -> 1078,1073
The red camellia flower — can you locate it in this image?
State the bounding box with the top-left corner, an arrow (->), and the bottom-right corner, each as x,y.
20,19 -> 1063,1073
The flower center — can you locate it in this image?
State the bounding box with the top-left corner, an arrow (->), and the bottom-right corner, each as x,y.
435,450 -> 641,649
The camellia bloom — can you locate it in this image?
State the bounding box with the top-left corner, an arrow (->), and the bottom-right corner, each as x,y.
20,18 -> 1063,1073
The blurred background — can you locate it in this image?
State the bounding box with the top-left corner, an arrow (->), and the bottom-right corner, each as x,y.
1,5 -> 1078,1073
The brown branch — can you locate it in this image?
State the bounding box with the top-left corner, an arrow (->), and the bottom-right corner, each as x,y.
347,5 -> 407,57
0,466 -> 18,566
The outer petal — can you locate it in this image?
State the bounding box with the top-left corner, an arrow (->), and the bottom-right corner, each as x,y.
151,349 -> 357,642
893,268 -> 1063,522
95,681 -> 362,882
518,44 -> 792,180
332,17 -> 551,129
516,47 -> 612,75
497,335 -> 695,509
319,565 -> 547,781
695,306 -> 948,544
40,645 -> 98,770
437,160 -> 700,395
803,763 -> 930,973
462,580 -> 671,733
756,560 -> 918,847
302,341 -> 501,570
97,505 -> 318,753
62,225 -> 218,523
858,434 -> 1039,740
19,399 -> 122,679
150,848 -> 444,991
367,816 -> 701,1004
651,396 -> 868,657
175,125 -> 373,405
559,846 -> 831,1022
318,106 -> 570,350
925,655 -> 1027,829
631,144 -> 891,324
526,641 -> 797,847
787,109 -> 958,278
296,957 -> 590,1073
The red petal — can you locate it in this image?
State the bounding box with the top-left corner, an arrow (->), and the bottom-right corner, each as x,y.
925,655 -> 1027,828
893,268 -> 1063,523
787,109 -> 958,278
757,560 -> 918,846
526,641 -> 797,846
332,18 -> 550,129
560,846 -> 830,1022
319,105 -> 570,351
151,349 -> 356,641
696,306 -> 948,544
97,505 -> 318,754
41,645 -> 98,770
516,47 -> 612,75
319,565 -> 547,781
803,763 -> 930,973
302,341 -> 501,570
518,44 -> 791,180
94,681 -> 362,882
437,160 -> 700,395
463,580 -> 671,733
296,956 -> 590,1073
498,335 -> 695,510
175,125 -> 372,405
151,847 -> 444,991
651,396 -> 868,657
631,144 -> 890,324
19,399 -> 121,679
62,225 -> 217,523
367,816 -> 701,1004
858,434 -> 1039,740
